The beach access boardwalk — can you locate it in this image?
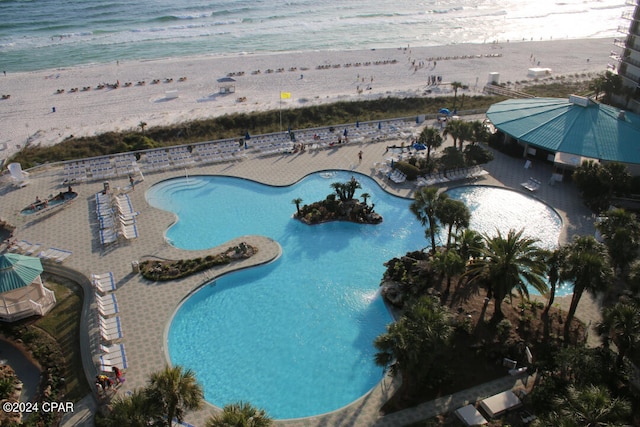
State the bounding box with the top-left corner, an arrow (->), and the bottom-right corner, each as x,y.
0,120 -> 602,427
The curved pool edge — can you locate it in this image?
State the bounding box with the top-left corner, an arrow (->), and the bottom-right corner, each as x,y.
161,234 -> 283,409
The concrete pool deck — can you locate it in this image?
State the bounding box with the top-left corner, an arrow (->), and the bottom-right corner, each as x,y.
0,127 -> 602,426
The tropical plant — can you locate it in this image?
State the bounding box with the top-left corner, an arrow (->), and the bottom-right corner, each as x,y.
0,377 -> 15,400
100,389 -> 155,427
373,295 -> 453,394
560,235 -> 613,343
595,208 -> 640,274
206,401 -> 273,427
146,365 -> 204,427
451,81 -> 463,109
542,248 -> 563,341
535,384 -> 631,427
410,186 -> 446,253
456,120 -> 473,151
432,249 -> 466,303
331,179 -> 361,202
435,197 -> 470,249
443,119 -> 463,149
417,126 -> 443,163
360,192 -> 370,206
139,121 -> 147,134
466,228 -> 548,321
453,229 -> 485,262
291,198 -> 303,215
596,302 -> 640,368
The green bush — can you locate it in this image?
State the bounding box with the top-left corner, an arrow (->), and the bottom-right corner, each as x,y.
394,161 -> 421,181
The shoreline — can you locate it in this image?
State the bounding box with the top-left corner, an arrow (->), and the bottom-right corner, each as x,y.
1,37 -> 615,164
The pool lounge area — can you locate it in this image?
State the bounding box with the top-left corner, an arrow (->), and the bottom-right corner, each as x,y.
0,135 -> 602,426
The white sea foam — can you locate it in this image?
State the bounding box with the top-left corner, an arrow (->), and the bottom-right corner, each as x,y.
0,0 -> 630,72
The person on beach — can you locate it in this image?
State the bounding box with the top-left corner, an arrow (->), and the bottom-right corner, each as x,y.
129,175 -> 135,189
358,150 -> 363,162
112,366 -> 124,385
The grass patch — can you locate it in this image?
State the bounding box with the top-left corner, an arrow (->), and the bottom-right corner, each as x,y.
10,95 -> 505,168
33,276 -> 90,401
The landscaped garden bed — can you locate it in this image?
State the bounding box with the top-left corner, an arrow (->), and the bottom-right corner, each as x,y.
139,242 -> 257,281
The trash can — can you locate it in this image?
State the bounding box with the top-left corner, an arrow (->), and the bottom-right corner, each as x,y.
131,260 -> 139,273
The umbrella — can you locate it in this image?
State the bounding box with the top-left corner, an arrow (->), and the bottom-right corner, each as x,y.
356,121 -> 360,128
413,143 -> 427,151
245,131 -> 251,140
439,108 -> 451,116
378,122 -> 382,130
0,253 -> 43,293
343,129 -> 348,137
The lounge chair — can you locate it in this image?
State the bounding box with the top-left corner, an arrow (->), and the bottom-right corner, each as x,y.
7,162 -> 30,187
100,228 -> 117,245
99,343 -> 128,370
99,353 -> 128,371
99,317 -> 123,342
521,177 -> 541,192
49,247 -> 72,263
92,272 -> 116,293
455,404 -> 488,426
96,293 -> 119,316
9,240 -> 31,253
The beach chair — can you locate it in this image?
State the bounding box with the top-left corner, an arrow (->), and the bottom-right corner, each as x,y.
100,228 -> 117,245
96,293 -> 119,316
24,242 -> 41,256
92,272 -> 116,293
50,248 -> 72,263
7,163 -> 30,187
100,324 -> 123,342
99,352 -> 128,371
120,223 -> 139,239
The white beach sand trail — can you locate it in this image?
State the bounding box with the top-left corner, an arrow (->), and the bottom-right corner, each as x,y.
0,38 -> 614,163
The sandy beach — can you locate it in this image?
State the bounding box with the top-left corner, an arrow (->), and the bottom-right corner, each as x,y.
0,38 -> 614,163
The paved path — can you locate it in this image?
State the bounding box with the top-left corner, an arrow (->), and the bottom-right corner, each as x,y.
0,122 -> 600,426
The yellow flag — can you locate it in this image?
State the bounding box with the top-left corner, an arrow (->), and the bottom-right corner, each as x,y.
280,91 -> 291,99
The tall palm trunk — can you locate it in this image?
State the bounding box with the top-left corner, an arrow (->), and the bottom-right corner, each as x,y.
564,287 -> 583,343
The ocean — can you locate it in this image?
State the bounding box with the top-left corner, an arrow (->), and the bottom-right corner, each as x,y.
0,0 -> 629,72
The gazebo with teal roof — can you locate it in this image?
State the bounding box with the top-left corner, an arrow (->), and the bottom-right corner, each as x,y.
0,253 -> 56,322
486,96 -> 640,175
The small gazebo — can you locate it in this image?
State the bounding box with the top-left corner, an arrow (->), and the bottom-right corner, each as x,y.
0,253 -> 56,322
217,77 -> 236,94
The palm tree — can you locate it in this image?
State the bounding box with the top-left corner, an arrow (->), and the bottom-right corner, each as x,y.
206,401 -> 273,427
560,235 -> 613,343
435,197 -> 470,250
418,126 -> 443,163
291,197 -> 303,215
451,81 -> 463,109
146,365 -> 204,427
456,121 -> 473,152
410,186 -> 447,253
596,302 -> 640,368
443,119 -> 463,149
102,389 -> 155,427
469,120 -> 490,144
360,192 -> 370,206
454,229 -> 485,262
374,295 -> 453,394
542,248 -> 563,341
547,384 -> 631,426
466,229 -> 548,321
432,249 -> 466,303
595,208 -> 640,275
139,121 -> 147,135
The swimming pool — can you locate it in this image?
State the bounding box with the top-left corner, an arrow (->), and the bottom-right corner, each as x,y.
146,175 -> 565,419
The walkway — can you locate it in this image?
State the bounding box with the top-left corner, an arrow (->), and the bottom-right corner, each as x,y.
0,122 -> 600,426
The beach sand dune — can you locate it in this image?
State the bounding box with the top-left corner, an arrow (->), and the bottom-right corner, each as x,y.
0,38 -> 614,162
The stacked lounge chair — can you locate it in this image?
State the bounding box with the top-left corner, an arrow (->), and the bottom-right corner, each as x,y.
92,272 -> 117,293
521,177 -> 541,192
92,271 -> 128,373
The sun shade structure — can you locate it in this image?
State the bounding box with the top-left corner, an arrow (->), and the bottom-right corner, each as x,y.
0,253 -> 56,321
486,96 -> 640,165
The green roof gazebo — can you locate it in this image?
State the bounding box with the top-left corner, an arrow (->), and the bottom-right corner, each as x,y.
486,96 -> 640,176
0,253 -> 56,322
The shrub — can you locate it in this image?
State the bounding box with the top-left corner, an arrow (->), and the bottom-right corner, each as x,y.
394,161 -> 420,181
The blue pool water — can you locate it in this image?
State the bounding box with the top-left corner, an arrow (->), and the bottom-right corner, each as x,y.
146,175 -> 565,419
